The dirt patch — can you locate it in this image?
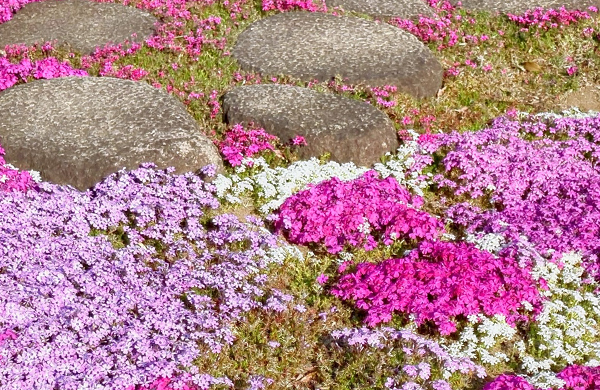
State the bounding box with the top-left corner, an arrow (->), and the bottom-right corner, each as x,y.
554,84 -> 600,113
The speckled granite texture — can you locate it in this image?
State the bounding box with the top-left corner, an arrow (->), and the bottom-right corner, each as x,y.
325,0 -> 435,20
453,0 -> 600,13
0,0 -> 158,54
223,84 -> 399,166
0,77 -> 223,190
232,11 -> 443,98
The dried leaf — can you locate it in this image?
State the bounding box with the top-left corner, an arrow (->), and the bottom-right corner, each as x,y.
294,367 -> 317,384
523,61 -> 542,72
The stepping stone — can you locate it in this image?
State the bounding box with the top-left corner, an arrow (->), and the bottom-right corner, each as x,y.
325,0 -> 435,20
232,12 -> 443,98
453,0 -> 600,13
0,76 -> 223,190
222,84 -> 399,166
0,0 -> 158,54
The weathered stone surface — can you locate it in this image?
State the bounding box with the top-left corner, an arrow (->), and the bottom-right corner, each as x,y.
0,0 -> 158,54
452,0 -> 600,13
223,84 -> 399,166
325,0 -> 435,20
0,76 -> 223,190
232,12 -> 443,98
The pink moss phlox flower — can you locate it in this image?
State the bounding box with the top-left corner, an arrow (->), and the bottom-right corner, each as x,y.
291,135 -> 307,146
208,89 -> 220,119
557,365 -> 600,390
566,65 -> 578,76
484,365 -> 600,390
369,85 -> 398,108
0,163 -> 289,389
506,6 -> 596,31
429,113 -> 600,276
0,144 -> 38,193
261,0 -> 327,12
0,0 -> 42,23
275,170 -> 444,254
316,273 -> 329,285
219,123 -> 279,166
0,55 -> 87,91
483,374 -> 537,390
331,240 -> 542,333
417,131 -> 441,153
390,1 -> 463,51
32,57 -> 88,79
0,329 -> 17,347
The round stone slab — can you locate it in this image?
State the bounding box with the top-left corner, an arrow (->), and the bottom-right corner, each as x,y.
0,77 -> 223,190
325,0 -> 435,20
454,0 -> 600,13
223,84 -> 399,166
0,0 -> 158,54
232,12 -> 443,98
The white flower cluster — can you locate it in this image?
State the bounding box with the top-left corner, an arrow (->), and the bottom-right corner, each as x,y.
532,107 -> 600,121
465,232 -> 507,255
0,162 -> 42,183
213,132 -> 433,215
442,248 -> 600,389
443,314 -> 517,366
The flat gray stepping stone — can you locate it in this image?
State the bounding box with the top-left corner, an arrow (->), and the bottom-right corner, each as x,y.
454,0 -> 600,13
232,12 -> 443,98
0,77 -> 223,190
223,84 -> 399,166
325,0 -> 435,20
0,0 -> 158,54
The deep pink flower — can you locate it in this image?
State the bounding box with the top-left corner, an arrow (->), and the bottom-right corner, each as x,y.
331,240 -> 542,333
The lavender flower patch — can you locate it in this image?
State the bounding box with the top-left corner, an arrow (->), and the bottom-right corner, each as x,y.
0,163 -> 299,390
425,111 -> 600,276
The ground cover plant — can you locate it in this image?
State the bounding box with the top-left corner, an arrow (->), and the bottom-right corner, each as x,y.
2,0 -> 600,389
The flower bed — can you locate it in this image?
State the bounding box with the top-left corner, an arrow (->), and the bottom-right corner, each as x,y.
274,170 -> 443,253
0,164 -> 300,389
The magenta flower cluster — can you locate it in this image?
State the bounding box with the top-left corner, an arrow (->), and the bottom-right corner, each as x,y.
0,47 -> 88,91
261,0 -> 328,13
506,6 -> 597,31
275,170 -> 444,254
219,123 -> 279,166
557,365 -> 600,390
0,144 -> 37,193
390,0 -> 469,51
0,164 -> 291,390
484,365 -> 600,390
331,240 -> 542,334
483,374 -> 538,390
0,0 -> 40,23
428,112 -> 600,276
